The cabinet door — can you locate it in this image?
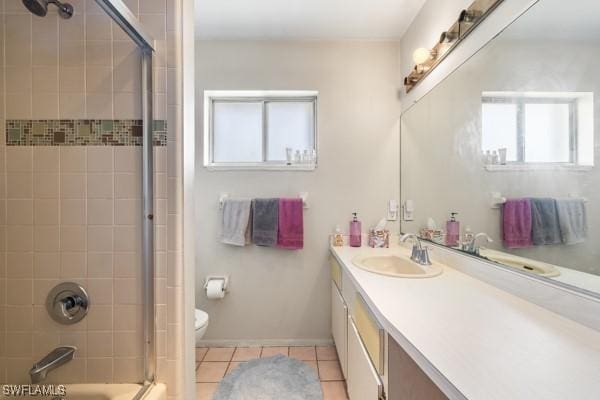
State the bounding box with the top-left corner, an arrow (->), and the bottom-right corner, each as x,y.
331,282 -> 348,378
347,316 -> 383,400
354,294 -> 384,374
330,256 -> 342,290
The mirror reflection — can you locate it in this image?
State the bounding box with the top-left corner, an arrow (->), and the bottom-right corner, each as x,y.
401,0 -> 599,294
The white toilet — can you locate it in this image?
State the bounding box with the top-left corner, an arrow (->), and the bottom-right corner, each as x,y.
195,309 -> 209,345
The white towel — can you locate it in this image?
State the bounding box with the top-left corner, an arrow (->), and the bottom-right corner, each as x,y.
221,199 -> 252,246
556,198 -> 587,245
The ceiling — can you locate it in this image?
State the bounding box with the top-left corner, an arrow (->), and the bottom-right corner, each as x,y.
194,0 -> 427,39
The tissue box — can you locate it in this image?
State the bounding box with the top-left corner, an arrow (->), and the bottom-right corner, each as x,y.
419,228 -> 444,243
368,229 -> 389,248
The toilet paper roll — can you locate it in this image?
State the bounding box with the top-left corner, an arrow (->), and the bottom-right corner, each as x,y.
206,279 -> 225,299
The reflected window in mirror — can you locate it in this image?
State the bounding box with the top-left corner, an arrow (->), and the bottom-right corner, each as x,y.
481,92 -> 594,168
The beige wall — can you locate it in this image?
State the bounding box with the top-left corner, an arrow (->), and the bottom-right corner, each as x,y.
194,40 -> 401,344
0,0 -> 186,395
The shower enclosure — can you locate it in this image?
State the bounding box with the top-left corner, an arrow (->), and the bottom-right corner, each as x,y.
93,0 -> 156,388
0,0 -> 170,398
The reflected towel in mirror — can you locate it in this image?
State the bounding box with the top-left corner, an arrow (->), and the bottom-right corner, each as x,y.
556,198 -> 587,245
502,198 -> 533,249
530,198 -> 562,246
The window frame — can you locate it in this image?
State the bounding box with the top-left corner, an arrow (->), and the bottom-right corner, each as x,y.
482,95 -> 578,165
204,90 -> 318,170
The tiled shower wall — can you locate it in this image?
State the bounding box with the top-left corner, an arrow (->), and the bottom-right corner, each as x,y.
0,0 -> 185,396
1,146 -> 167,384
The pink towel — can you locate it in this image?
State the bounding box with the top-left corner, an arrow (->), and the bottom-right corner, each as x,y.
502,198 -> 533,248
277,198 -> 304,250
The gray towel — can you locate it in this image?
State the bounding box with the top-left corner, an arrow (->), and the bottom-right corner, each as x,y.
221,199 -> 252,246
556,198 -> 587,245
251,198 -> 279,247
530,198 -> 562,246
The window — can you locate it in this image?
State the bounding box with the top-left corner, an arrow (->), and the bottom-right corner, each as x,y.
481,92 -> 594,168
204,91 -> 318,170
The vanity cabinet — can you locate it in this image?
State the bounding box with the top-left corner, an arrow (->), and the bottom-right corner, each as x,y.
331,281 -> 348,378
331,256 -> 383,400
331,254 -> 448,400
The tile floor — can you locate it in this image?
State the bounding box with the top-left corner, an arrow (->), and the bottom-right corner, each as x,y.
195,346 -> 348,400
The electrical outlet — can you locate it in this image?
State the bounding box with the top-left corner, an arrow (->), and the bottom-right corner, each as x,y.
402,200 -> 414,221
387,200 -> 399,221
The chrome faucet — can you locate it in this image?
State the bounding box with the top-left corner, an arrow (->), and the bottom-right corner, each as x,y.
462,232 -> 493,256
400,233 -> 431,265
29,346 -> 76,384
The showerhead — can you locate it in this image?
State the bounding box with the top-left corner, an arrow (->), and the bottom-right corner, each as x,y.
22,0 -> 46,16
22,0 -> 74,19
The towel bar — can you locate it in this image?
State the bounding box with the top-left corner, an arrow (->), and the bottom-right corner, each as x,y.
490,192 -> 588,209
219,192 -> 309,210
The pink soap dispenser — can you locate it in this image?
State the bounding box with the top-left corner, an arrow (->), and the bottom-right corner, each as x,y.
445,212 -> 460,247
349,212 -> 362,247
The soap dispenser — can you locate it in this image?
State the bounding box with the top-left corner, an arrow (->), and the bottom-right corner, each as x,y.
349,213 -> 362,247
445,212 -> 460,247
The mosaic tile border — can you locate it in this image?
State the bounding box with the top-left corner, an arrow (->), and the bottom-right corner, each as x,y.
6,120 -> 167,146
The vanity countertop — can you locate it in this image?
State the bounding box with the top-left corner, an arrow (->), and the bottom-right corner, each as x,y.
330,243 -> 600,400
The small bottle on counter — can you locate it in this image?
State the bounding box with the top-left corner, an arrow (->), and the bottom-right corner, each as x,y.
333,226 -> 344,247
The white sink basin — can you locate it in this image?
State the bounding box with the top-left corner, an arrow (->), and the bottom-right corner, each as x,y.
479,249 -> 560,278
352,254 -> 442,278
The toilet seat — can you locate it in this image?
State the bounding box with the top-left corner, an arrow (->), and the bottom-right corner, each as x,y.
195,309 -> 209,330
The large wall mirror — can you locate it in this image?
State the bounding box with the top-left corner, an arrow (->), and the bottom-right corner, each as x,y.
401,0 -> 600,296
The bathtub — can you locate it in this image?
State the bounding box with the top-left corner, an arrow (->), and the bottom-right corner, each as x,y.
0,383 -> 166,400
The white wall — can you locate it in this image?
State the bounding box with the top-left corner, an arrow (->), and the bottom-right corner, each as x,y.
194,40 -> 401,344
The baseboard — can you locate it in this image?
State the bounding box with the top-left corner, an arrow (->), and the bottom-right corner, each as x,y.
196,338 -> 334,348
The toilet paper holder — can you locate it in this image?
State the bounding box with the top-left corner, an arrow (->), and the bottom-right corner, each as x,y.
204,275 -> 229,293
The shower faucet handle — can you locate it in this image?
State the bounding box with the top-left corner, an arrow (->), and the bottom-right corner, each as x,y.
46,282 -> 89,325
60,293 -> 85,313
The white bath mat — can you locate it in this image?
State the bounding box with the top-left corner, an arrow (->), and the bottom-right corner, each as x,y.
212,355 -> 323,400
